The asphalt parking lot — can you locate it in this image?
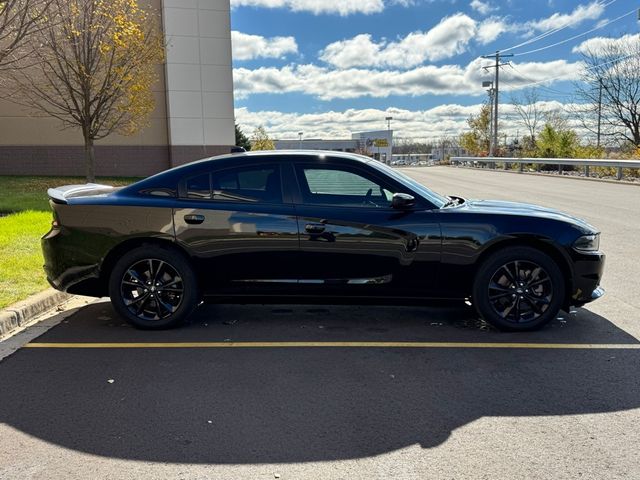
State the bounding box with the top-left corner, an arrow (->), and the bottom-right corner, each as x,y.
1,167 -> 639,479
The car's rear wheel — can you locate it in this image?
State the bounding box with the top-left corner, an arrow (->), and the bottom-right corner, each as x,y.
108,245 -> 199,329
472,247 -> 565,331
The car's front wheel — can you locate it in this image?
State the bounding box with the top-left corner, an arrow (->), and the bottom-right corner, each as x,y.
472,247 -> 565,331
108,245 -> 199,329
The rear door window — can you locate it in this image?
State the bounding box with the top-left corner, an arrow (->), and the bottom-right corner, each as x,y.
186,173 -> 211,199
183,165 -> 283,204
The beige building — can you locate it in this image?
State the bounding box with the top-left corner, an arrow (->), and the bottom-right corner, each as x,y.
0,0 -> 235,177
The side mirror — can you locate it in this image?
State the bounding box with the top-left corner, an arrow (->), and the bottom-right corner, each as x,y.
391,193 -> 415,210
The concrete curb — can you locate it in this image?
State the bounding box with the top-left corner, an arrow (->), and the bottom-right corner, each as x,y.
0,289 -> 71,339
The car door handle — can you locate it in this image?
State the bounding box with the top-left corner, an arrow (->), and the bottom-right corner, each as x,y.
184,214 -> 205,225
305,223 -> 326,234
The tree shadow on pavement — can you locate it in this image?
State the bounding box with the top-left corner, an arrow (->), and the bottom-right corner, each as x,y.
0,302 -> 638,464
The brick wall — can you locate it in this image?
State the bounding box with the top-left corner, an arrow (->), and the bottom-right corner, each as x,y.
0,145 -> 234,177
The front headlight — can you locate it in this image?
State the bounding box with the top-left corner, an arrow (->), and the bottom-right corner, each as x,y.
573,234 -> 600,252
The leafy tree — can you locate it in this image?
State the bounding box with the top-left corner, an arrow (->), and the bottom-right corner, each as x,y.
13,0 -> 165,181
250,125 -> 275,151
459,103 -> 491,156
235,124 -> 251,151
0,0 -> 52,70
535,124 -> 579,158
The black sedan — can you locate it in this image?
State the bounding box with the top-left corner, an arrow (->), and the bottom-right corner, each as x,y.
42,151 -> 605,331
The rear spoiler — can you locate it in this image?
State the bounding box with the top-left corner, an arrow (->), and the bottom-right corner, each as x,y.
47,184 -> 115,204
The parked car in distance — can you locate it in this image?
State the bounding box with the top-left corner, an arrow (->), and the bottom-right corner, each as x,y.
42,151 -> 605,331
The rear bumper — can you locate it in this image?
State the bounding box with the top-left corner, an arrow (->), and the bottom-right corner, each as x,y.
42,227 -> 105,297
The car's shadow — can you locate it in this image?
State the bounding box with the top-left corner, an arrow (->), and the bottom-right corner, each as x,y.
0,302 -> 638,464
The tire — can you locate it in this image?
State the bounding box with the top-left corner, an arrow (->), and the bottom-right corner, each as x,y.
108,244 -> 199,330
472,246 -> 565,332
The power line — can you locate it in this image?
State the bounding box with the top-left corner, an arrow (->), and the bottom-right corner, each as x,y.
501,79 -> 574,99
505,63 -> 574,97
501,50 -> 639,91
499,0 -> 617,54
512,8 -> 637,57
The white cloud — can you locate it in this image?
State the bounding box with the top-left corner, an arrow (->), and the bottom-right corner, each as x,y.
235,105 -> 485,140
527,1 -> 605,32
572,33 -> 640,55
231,31 -> 298,60
235,101 -> 586,141
470,0 -> 496,16
319,13 -> 477,68
233,58 -> 584,100
230,0 -> 385,16
477,17 -> 507,45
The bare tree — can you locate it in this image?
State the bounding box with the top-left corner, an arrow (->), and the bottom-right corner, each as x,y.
575,36 -> 640,147
12,0 -> 164,181
0,0 -> 52,70
510,87 -> 543,141
392,138 -> 431,154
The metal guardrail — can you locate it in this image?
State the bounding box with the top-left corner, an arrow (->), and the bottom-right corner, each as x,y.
450,157 -> 640,181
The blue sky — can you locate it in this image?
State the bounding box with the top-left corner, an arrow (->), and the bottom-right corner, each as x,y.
229,0 -> 639,141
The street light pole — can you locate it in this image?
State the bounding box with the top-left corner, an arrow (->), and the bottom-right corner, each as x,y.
385,116 -> 393,131
298,131 -> 303,150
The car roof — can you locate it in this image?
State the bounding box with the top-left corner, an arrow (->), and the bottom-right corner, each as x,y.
186,150 -> 374,168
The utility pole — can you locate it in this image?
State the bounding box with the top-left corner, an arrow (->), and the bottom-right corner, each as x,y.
596,79 -> 603,148
482,51 -> 513,162
483,81 -> 495,155
586,79 -> 605,178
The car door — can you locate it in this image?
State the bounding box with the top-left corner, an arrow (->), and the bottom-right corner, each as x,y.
290,159 -> 441,295
173,161 -> 300,292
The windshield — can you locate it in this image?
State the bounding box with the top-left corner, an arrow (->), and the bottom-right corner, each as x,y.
367,161 -> 449,209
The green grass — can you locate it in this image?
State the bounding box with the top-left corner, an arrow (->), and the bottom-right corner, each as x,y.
0,211 -> 52,309
0,176 -> 139,213
0,176 -> 138,309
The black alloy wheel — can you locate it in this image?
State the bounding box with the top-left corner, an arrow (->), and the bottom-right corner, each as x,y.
109,245 -> 199,329
487,260 -> 553,323
120,259 -> 184,321
473,247 -> 565,331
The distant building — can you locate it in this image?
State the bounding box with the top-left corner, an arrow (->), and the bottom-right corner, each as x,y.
275,130 -> 394,163
432,146 -> 469,162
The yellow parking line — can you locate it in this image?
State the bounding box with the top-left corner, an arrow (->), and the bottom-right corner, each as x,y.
23,341 -> 640,349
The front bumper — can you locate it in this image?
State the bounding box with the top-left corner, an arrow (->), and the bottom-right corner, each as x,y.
570,251 -> 605,306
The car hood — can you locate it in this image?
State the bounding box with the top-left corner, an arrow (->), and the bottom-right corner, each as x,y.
460,198 -> 598,233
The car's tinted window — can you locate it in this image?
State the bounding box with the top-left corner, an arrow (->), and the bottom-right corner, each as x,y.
212,165 -> 281,203
297,166 -> 395,207
186,173 -> 211,199
183,165 -> 282,203
139,188 -> 176,198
